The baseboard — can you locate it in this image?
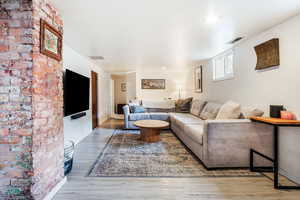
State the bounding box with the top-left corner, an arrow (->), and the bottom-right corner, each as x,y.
43,177 -> 67,200
110,114 -> 124,120
280,168 -> 300,185
99,115 -> 110,125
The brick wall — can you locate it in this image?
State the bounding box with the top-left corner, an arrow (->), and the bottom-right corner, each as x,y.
31,0 -> 64,199
0,0 -> 64,199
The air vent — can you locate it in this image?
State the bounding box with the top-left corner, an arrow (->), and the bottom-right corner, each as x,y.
89,56 -> 104,60
228,37 -> 243,44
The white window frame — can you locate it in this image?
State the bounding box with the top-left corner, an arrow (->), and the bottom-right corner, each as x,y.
213,49 -> 234,81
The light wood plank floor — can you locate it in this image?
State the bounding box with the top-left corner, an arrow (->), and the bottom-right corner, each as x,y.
54,119 -> 300,200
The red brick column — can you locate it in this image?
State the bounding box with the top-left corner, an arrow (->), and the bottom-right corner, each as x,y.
0,0 -> 64,199
31,0 -> 64,199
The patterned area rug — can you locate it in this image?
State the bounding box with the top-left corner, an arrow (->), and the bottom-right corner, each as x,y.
88,129 -> 262,177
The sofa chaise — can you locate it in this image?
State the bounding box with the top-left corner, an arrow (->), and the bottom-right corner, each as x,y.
123,99 -> 273,169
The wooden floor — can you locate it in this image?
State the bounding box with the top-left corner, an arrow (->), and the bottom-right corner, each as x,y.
54,119 -> 300,200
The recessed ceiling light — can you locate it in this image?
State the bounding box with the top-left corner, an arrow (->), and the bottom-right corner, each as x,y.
205,15 -> 219,24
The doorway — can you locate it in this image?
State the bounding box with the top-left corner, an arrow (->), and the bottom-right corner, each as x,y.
91,71 -> 98,129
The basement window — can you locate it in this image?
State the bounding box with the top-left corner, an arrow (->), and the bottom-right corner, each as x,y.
213,50 -> 234,81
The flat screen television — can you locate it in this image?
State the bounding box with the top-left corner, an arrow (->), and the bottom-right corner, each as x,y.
64,69 -> 90,117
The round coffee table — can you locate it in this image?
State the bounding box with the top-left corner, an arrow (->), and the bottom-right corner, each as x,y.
134,120 -> 169,143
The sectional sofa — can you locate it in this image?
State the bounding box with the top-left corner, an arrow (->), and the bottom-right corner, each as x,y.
123,100 -> 273,169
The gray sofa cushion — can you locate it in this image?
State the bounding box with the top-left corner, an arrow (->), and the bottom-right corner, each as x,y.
170,113 -> 203,129
170,113 -> 203,123
190,100 -> 207,116
128,113 -> 151,121
200,102 -> 222,120
149,113 -> 170,121
184,124 -> 205,145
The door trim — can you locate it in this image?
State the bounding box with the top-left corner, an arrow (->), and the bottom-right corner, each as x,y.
91,71 -> 98,129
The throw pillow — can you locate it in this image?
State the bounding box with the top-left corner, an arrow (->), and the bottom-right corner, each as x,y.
199,102 -> 222,120
128,100 -> 142,113
216,101 -> 241,119
131,105 -> 146,113
175,97 -> 193,113
190,100 -> 207,116
241,107 -> 264,119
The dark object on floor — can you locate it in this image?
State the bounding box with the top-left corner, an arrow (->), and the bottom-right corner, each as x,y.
64,140 -> 75,175
117,104 -> 126,114
270,105 -> 284,118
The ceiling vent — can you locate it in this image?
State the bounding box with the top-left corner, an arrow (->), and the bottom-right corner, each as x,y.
90,56 -> 104,60
228,37 -> 243,44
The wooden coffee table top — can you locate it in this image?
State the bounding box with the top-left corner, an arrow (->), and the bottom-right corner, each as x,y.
134,120 -> 169,129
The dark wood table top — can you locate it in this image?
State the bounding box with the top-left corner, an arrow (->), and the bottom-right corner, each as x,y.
250,117 -> 300,125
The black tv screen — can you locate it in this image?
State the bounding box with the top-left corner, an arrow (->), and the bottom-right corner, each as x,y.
64,69 -> 90,117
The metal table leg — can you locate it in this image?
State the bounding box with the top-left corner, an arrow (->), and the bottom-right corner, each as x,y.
250,125 -> 300,189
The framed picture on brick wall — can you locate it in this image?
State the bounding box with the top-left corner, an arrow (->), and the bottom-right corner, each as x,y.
40,19 -> 62,61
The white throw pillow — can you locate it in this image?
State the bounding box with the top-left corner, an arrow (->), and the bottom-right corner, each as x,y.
216,101 -> 241,119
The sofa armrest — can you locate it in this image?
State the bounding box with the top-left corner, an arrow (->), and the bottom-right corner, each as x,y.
202,119 -> 273,168
123,105 -> 130,115
203,119 -> 252,136
123,105 -> 130,129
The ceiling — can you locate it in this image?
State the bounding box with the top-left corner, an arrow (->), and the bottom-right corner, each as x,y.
50,0 -> 300,73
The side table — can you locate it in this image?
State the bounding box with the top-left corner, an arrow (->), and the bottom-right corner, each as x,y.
250,117 -> 300,189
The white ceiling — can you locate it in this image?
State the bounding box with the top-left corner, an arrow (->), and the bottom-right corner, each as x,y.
51,0 -> 300,73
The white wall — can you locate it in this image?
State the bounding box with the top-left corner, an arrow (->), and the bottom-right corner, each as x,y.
136,67 -> 195,101
194,14 -> 300,183
111,68 -> 196,103
111,72 -> 137,108
126,72 -> 137,102
63,44 -> 111,144
112,75 -> 127,107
